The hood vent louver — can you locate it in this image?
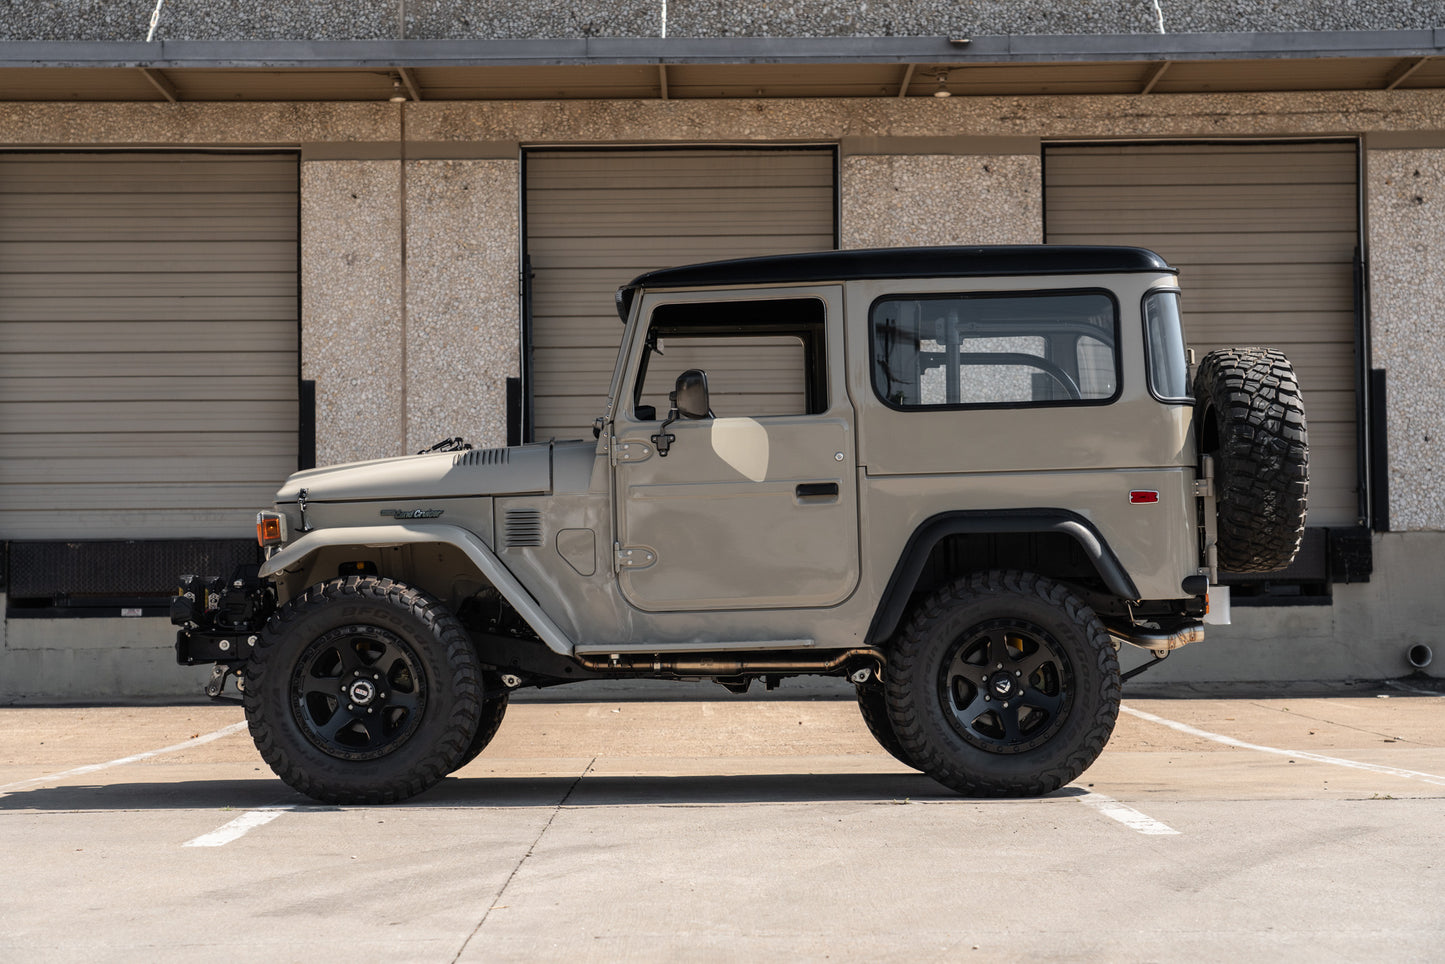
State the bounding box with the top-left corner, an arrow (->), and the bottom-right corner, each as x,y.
455,448 -> 510,467
504,509 -> 543,548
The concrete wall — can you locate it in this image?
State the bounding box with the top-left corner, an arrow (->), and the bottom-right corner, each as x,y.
2,90 -> 1444,699
1366,147 -> 1445,531
403,159 -> 520,454
840,153 -> 1043,248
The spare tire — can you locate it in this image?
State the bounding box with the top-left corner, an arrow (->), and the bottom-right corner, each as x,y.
1193,348 -> 1309,573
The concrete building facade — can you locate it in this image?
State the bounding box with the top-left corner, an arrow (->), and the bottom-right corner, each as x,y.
1,3 -> 1443,698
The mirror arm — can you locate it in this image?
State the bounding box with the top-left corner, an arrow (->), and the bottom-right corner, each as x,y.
651,390 -> 679,457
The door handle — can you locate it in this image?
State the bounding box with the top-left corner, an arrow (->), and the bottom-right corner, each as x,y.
795,482 -> 839,499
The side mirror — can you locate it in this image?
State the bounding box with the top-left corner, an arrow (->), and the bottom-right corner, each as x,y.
673,369 -> 711,420
651,369 -> 711,457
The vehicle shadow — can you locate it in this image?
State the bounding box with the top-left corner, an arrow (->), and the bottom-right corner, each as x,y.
0,772 -> 1089,812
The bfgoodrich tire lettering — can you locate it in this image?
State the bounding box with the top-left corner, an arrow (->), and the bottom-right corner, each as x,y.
243,576 -> 482,805
1194,347 -> 1309,573
884,571 -> 1119,797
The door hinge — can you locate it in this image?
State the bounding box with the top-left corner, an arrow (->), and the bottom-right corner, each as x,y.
614,543 -> 656,570
610,438 -> 654,466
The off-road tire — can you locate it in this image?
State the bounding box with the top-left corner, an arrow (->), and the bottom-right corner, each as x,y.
884,571 -> 1119,797
1194,347 -> 1309,573
854,681 -> 920,770
451,673 -> 509,773
243,575 -> 482,805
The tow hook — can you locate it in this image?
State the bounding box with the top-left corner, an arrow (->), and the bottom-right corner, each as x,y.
204,664 -> 244,700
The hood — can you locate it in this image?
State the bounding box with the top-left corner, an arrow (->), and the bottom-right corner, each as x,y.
275,443 -> 553,503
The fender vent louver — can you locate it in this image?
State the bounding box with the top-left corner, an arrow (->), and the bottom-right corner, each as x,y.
455,448 -> 509,467
504,509 -> 543,548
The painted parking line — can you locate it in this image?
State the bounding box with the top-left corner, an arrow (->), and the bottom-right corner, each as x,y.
0,721 -> 249,795
1076,790 -> 1180,835
1121,704 -> 1445,788
184,806 -> 296,847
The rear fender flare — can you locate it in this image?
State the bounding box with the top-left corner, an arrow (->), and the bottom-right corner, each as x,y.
865,509 -> 1140,646
258,524 -> 574,656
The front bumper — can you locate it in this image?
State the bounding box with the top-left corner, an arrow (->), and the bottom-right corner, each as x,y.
170,566 -> 274,666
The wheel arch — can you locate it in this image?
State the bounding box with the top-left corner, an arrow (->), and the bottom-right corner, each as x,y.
259,524 -> 575,656
865,510 -> 1140,646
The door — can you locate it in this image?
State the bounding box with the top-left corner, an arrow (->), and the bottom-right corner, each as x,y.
0,151 -> 299,539
611,289 -> 859,612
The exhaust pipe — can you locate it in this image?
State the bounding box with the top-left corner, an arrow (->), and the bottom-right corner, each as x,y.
575,648 -> 883,677
1407,643 -> 1433,671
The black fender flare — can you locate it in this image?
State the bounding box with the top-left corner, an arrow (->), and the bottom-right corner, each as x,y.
865,509 -> 1140,646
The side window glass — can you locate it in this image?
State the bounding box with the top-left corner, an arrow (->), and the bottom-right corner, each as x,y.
634,298 -> 827,418
1143,290 -> 1191,401
639,335 -> 807,417
871,291 -> 1118,409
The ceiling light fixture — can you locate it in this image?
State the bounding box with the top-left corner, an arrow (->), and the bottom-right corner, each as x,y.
933,71 -> 952,98
389,79 -> 408,103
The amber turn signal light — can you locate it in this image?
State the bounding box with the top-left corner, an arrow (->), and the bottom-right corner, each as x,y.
256,511 -> 286,546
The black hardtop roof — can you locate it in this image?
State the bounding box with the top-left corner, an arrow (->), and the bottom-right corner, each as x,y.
624,245 -> 1174,292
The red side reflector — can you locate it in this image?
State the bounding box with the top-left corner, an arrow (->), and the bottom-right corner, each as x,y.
1129,490 -> 1160,505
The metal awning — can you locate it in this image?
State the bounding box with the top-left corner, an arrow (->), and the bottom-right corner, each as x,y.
0,31 -> 1441,102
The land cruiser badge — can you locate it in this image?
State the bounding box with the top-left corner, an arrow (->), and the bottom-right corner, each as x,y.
380,508 -> 444,519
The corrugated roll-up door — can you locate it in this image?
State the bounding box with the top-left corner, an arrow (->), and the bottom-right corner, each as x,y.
525,148 -> 835,440
1045,141 -> 1359,527
0,152 -> 299,539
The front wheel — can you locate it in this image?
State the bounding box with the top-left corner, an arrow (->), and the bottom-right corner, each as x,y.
243,576 -> 483,805
854,681 -> 920,770
884,571 -> 1119,797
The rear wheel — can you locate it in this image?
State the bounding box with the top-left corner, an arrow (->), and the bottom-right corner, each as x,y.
244,576 -> 482,805
885,570 -> 1119,797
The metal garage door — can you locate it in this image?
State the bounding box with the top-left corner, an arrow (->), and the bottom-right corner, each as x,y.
1045,141 -> 1360,527
0,152 -> 299,539
524,148 -> 836,440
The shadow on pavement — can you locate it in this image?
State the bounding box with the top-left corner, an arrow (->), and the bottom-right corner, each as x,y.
0,771 -> 1089,811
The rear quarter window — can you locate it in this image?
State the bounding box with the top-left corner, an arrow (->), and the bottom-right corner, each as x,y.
870,290 -> 1119,409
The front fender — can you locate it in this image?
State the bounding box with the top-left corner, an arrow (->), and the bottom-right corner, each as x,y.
259,524 -> 575,656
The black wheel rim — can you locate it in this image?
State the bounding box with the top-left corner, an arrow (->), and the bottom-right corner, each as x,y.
937,617 -> 1075,754
290,624 -> 428,761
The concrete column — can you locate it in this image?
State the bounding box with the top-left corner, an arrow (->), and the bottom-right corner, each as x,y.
1367,149 -> 1445,531
300,159 -> 406,466
839,154 -> 1042,248
403,159 -> 521,452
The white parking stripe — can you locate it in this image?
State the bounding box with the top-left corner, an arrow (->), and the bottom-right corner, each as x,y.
1076,790 -> 1180,835
1122,704 -> 1445,788
183,806 -> 295,847
0,721 -> 249,794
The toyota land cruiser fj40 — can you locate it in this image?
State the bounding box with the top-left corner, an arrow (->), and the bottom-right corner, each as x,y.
173,245 -> 1308,804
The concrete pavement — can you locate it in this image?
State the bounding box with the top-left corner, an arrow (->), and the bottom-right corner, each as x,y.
1,683 -> 1443,961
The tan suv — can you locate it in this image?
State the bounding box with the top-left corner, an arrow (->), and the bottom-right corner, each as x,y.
173,245 -> 1308,804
